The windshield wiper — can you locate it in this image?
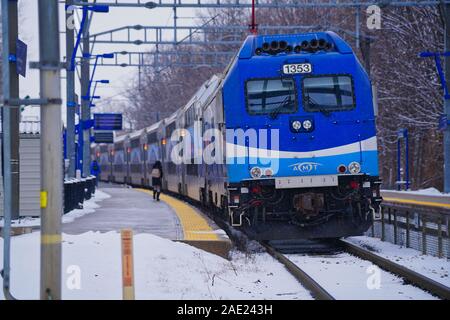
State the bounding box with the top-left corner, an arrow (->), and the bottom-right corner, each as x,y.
306,96 -> 332,117
269,96 -> 292,120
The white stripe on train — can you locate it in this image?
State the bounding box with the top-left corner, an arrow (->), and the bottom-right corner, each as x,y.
225,136 -> 377,159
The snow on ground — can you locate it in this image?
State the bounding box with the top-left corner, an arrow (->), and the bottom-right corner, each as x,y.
346,236 -> 450,287
287,253 -> 437,300
382,188 -> 450,197
0,231 -> 312,300
62,190 -> 111,224
0,190 -> 111,228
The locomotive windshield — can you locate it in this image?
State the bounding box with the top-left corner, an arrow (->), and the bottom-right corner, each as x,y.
245,78 -> 297,115
302,75 -> 355,112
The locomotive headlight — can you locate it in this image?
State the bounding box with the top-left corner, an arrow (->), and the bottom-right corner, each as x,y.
302,120 -> 312,130
348,161 -> 361,174
292,120 -> 302,131
250,166 -> 262,179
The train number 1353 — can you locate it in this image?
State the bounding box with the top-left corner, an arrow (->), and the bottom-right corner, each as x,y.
282,63 -> 312,74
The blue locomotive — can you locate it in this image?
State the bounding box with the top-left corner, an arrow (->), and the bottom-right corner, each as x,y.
94,31 -> 382,240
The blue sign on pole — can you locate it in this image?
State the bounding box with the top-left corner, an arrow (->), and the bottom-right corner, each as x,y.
93,113 -> 123,131
16,39 -> 27,77
94,132 -> 114,143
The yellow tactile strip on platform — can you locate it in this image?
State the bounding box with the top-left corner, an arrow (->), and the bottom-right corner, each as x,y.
383,197 -> 450,209
136,189 -> 220,241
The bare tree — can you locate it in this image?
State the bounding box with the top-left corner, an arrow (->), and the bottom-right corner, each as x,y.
371,6 -> 443,189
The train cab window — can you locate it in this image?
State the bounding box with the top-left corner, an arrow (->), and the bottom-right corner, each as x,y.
302,75 -> 355,112
245,78 -> 297,115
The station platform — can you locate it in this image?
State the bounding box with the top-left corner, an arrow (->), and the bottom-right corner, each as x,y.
63,184 -> 232,258
381,190 -> 450,209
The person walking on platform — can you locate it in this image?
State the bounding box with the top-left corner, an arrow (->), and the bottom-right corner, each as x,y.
90,160 -> 101,186
151,161 -> 163,201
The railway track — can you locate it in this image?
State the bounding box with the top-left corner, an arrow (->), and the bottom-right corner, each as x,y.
200,200 -> 450,300
262,239 -> 450,300
338,240 -> 450,300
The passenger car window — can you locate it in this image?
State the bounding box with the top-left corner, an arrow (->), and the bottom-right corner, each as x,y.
246,78 -> 297,115
302,75 -> 355,112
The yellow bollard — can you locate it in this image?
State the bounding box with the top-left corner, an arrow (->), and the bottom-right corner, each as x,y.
121,229 -> 135,300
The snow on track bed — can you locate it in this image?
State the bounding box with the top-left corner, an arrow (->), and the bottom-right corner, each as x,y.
346,236 -> 450,287
286,252 -> 438,300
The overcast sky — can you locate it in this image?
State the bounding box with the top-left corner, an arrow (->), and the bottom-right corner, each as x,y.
19,1 -> 200,123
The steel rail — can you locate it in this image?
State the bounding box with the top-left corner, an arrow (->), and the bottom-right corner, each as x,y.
262,243 -> 335,300
339,240 -> 450,300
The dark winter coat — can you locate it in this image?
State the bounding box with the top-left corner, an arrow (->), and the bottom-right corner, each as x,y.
151,163 -> 163,187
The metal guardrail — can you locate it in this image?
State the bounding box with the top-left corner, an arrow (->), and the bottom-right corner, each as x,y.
368,202 -> 450,259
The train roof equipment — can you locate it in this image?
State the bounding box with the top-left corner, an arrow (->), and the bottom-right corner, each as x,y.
239,31 -> 353,59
